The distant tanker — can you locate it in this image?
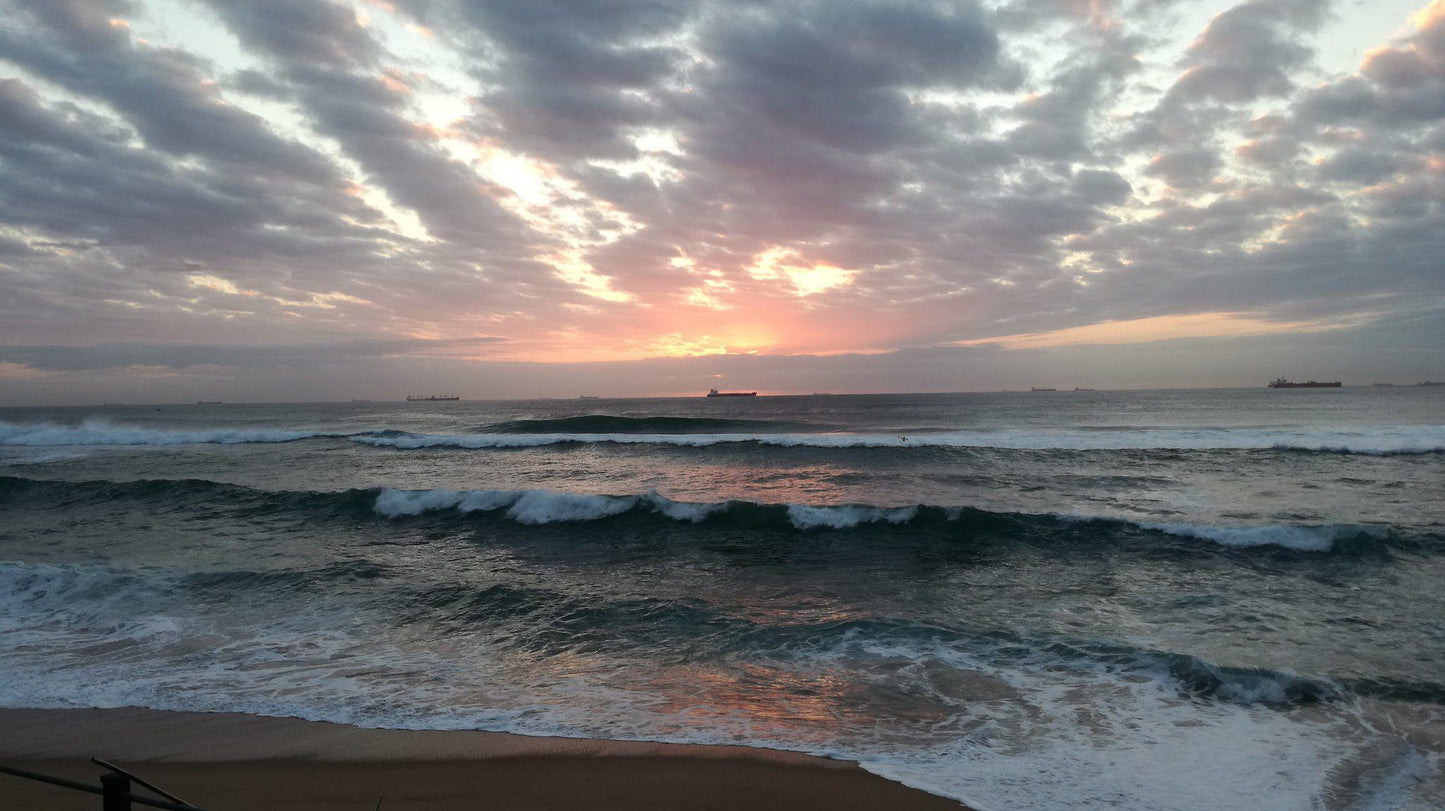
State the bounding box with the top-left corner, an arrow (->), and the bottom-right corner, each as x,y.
706,388 -> 757,397
1268,379 -> 1341,388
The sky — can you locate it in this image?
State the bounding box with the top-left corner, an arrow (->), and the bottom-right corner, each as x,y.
0,0 -> 1442,403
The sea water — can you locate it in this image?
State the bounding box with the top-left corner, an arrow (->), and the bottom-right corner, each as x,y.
1,388 -> 1442,809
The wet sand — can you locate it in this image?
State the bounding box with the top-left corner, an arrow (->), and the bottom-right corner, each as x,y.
0,707 -> 967,809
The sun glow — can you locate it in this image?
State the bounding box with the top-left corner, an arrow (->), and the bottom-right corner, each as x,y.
952,312 -> 1358,349
747,247 -> 857,297
634,332 -> 729,358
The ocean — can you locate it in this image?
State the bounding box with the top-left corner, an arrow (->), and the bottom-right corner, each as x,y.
2,388 -> 1443,810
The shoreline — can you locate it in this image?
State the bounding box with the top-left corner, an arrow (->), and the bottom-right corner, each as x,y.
0,707 -> 968,809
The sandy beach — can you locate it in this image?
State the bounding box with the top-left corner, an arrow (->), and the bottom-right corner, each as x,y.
0,707 -> 966,810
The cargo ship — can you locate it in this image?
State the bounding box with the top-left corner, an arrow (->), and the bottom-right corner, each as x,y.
1268,379 -> 1341,388
406,394 -> 460,401
706,388 -> 757,397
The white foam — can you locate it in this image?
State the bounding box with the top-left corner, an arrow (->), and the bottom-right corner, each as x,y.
0,449 -> 88,465
648,495 -> 724,523
1,559 -> 1437,811
372,487 -> 515,516
506,491 -> 637,524
373,488 -> 721,525
0,418 -> 333,446
787,504 -> 920,529
375,488 -> 926,529
1140,521 -> 1385,552
372,488 -> 1386,550
350,425 -> 1445,454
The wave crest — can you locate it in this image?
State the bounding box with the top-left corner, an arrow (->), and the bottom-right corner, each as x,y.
1136,521 -> 1386,552
0,418 -> 341,446
354,426 -> 1445,454
484,415 -> 820,434
0,475 -> 1414,554
4,418 -> 1441,454
374,485 -> 1396,551
374,487 -> 722,524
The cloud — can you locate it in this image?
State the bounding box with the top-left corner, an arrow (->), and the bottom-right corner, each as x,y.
949,311 -> 1356,349
0,0 -> 1441,402
1165,0 -> 1326,104
1145,147 -> 1220,189
0,337 -> 509,372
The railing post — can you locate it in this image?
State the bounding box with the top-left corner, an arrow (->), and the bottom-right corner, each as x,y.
101,771 -> 131,811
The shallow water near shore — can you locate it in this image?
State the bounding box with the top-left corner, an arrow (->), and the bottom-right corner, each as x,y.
2,388 -> 1444,809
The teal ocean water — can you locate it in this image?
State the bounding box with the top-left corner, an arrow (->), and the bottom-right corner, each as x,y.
2,388 -> 1443,809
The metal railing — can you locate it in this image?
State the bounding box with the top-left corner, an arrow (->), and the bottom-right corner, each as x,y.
0,757 -> 207,810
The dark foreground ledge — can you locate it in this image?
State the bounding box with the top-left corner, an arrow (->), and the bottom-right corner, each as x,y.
0,707 -> 968,810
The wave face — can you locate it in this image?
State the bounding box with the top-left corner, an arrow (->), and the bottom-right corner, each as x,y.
482,415 -> 821,434
5,418 -> 1442,454
0,475 -> 1413,555
0,418 -> 342,446
353,425 -> 1445,454
371,485 -> 1406,552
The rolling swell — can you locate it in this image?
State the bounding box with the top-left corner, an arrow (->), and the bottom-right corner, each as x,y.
482,415 -> 825,434
0,475 -> 1415,554
0,418 -> 353,446
351,426 -> 1445,454
0,474 -> 378,519
5,418 -> 1441,455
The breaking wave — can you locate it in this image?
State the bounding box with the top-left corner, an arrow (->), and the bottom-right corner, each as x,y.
1134,521 -> 1387,552
374,486 -> 1396,551
0,475 -> 1407,554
